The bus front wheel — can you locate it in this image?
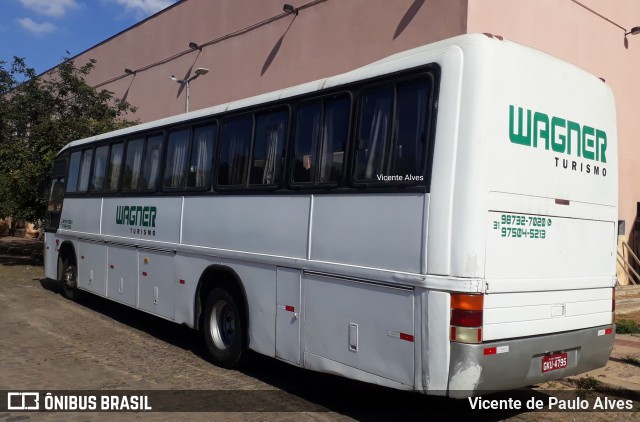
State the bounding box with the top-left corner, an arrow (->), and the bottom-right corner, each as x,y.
203,288 -> 247,369
60,257 -> 80,301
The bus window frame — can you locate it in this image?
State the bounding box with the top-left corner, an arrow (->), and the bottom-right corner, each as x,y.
215,105 -> 291,192
68,146 -> 95,195
184,121 -> 218,193
350,72 -> 436,189
139,132 -> 166,193
53,62 -> 440,197
104,140 -> 125,195
163,126 -> 193,192
288,92 -> 353,190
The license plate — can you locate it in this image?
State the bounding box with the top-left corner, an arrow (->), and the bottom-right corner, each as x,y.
542,353 -> 568,373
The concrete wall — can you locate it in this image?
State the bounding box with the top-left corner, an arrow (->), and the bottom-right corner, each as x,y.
467,0 -> 640,236
75,0 -> 467,122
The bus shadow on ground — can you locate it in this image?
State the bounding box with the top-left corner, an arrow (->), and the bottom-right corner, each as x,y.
39,276 -> 540,421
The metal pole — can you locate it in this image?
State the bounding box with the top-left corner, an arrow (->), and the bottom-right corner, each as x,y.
185,80 -> 190,113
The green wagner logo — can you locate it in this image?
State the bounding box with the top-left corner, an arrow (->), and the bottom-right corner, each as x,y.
116,205 -> 157,228
509,105 -> 607,164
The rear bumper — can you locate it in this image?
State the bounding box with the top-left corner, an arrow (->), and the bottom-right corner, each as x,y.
447,324 -> 615,398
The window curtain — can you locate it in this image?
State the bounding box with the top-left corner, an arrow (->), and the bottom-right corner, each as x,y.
412,88 -> 427,172
297,107 -> 320,183
228,135 -> 240,184
193,128 -> 212,187
263,121 -> 285,184
78,151 -> 92,191
108,145 -> 123,190
365,100 -> 390,179
320,110 -> 332,182
169,134 -> 188,187
92,147 -> 107,190
147,143 -> 161,189
130,144 -> 143,189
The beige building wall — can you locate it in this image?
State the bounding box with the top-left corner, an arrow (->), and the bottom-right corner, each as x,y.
74,0 -> 467,122
467,0 -> 640,238
66,0 -> 640,281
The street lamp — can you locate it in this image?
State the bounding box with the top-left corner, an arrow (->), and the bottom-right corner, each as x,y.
625,26 -> 640,36
169,67 -> 209,113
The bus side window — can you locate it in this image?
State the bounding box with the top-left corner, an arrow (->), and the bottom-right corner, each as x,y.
391,79 -> 429,178
354,77 -> 431,184
188,124 -> 216,189
292,103 -> 321,184
106,142 -> 124,192
164,129 -> 191,189
292,96 -> 349,185
122,139 -> 144,191
319,97 -> 349,183
76,149 -> 93,193
355,87 -> 393,181
90,145 -> 109,192
67,151 -> 81,193
250,110 -> 288,185
141,135 -> 164,190
218,116 -> 252,186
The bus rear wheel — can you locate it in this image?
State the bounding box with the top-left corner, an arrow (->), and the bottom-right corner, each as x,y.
60,257 -> 80,301
203,288 -> 247,369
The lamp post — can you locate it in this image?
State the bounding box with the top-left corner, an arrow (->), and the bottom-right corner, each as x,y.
625,26 -> 640,36
169,67 -> 209,113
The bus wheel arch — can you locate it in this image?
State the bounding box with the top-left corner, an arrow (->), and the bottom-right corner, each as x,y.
195,265 -> 250,368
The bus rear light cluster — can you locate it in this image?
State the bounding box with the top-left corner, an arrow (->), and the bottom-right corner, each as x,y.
450,293 -> 484,344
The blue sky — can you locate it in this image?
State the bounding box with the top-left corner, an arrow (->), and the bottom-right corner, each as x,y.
1,0 -> 180,75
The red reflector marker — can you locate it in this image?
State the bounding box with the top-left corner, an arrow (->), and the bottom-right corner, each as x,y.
400,333 -> 414,342
285,305 -> 295,313
605,328 -> 613,335
142,271 -> 147,276
179,279 -> 186,285
484,347 -> 497,356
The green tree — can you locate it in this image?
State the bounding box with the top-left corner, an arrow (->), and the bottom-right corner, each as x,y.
0,57 -> 137,224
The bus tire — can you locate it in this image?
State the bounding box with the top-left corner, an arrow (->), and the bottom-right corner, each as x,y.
60,257 -> 80,301
203,288 -> 247,369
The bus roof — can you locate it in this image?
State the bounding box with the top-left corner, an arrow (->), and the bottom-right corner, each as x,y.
59,33 -> 602,154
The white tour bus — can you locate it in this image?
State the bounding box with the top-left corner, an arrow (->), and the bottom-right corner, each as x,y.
44,34 -> 617,397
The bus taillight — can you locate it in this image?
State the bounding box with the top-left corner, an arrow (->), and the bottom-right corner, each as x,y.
450,293 -> 484,344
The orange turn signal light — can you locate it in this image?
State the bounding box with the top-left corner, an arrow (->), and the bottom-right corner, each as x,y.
450,293 -> 484,311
